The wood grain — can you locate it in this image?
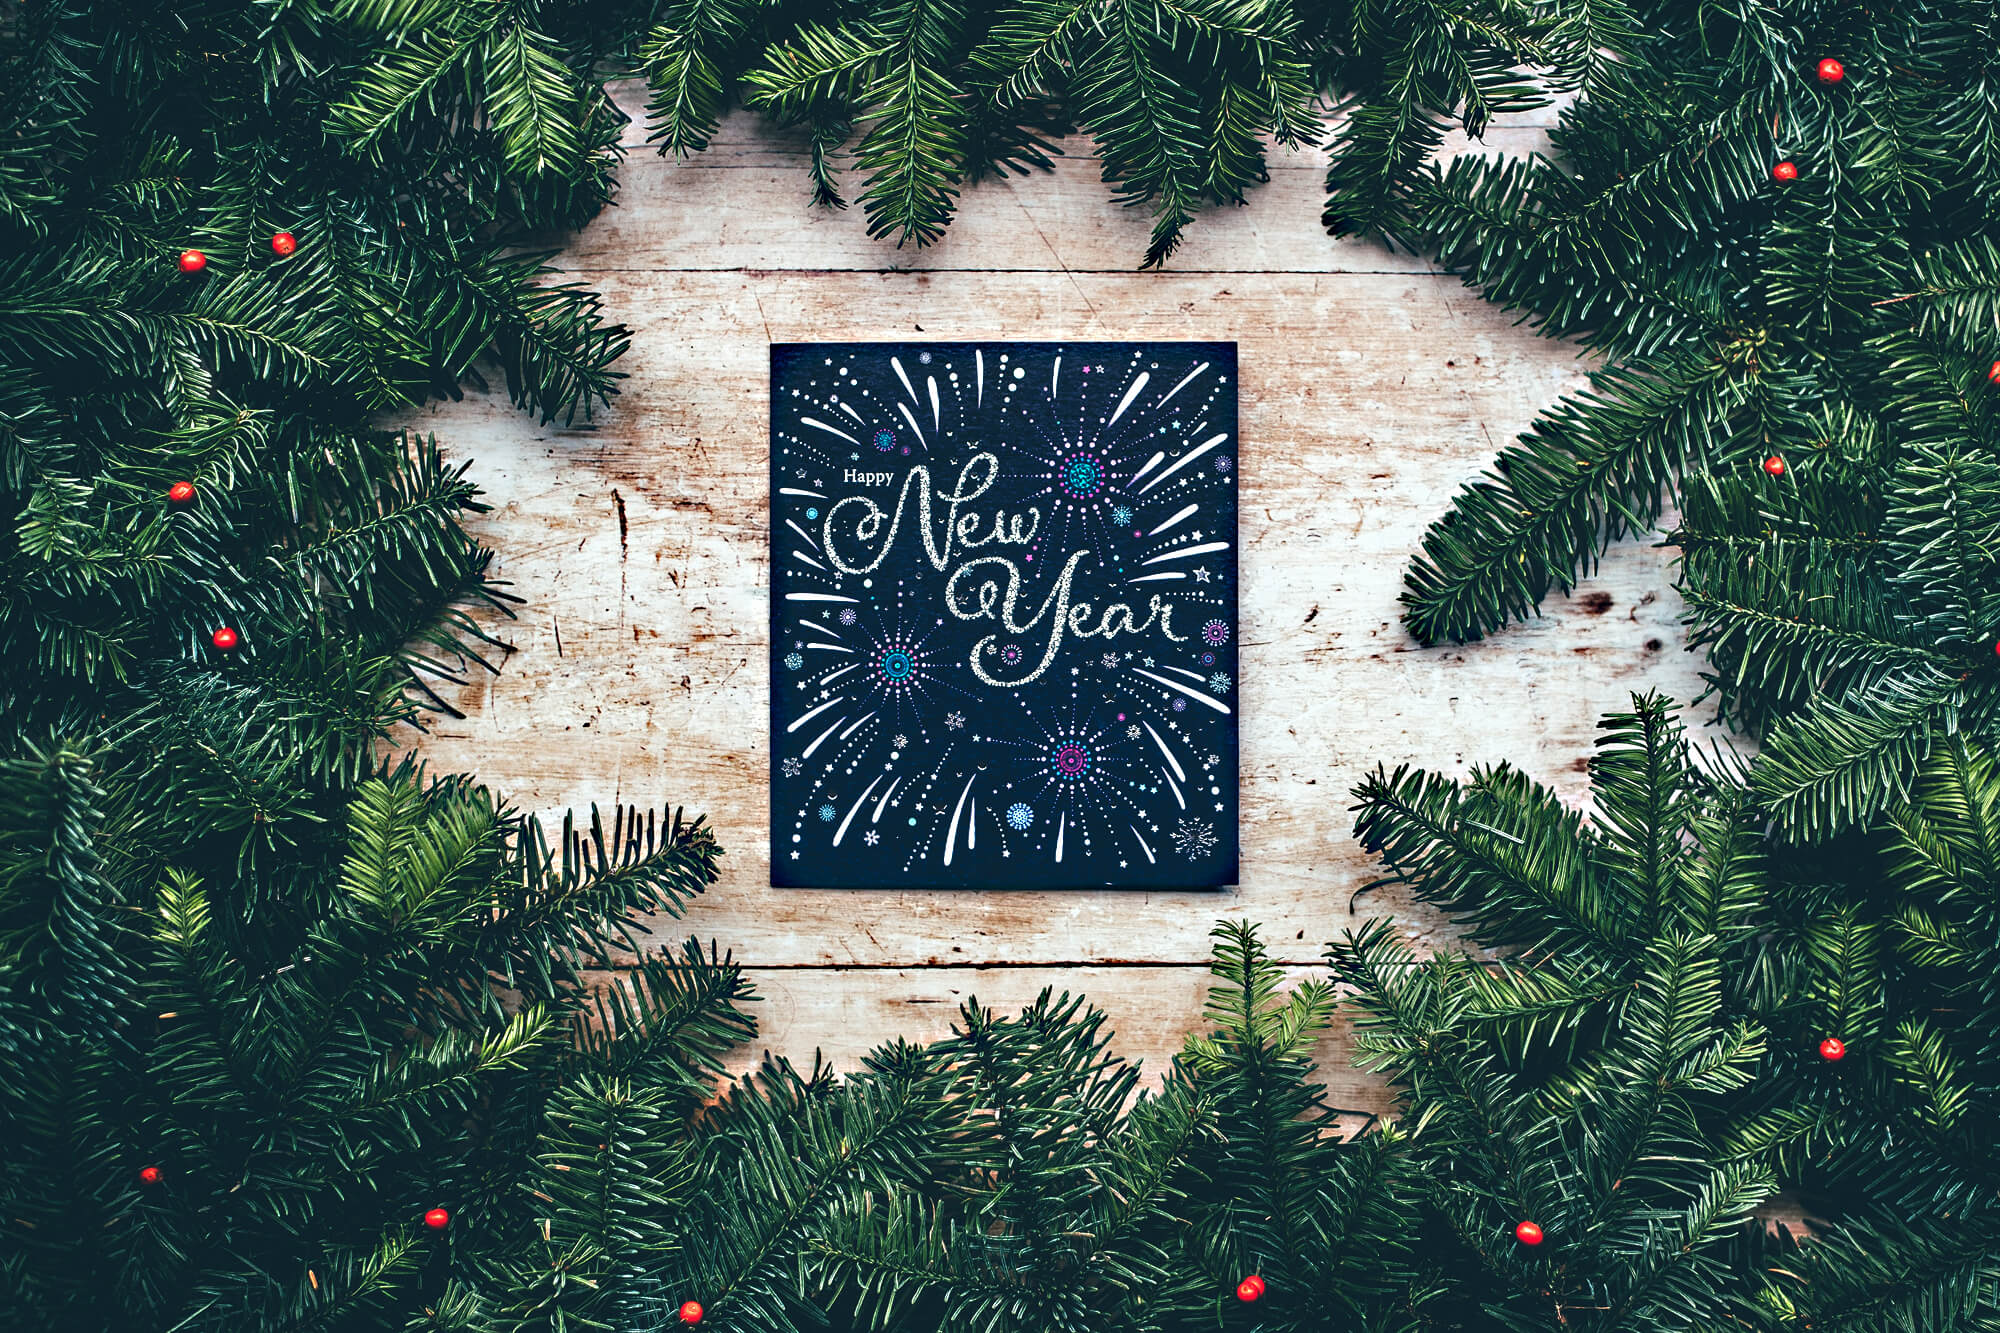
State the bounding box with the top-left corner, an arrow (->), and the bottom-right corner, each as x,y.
408,85 -> 1723,1082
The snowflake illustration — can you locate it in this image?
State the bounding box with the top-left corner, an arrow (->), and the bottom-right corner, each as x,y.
945,711 -> 965,730
864,830 -> 880,846
1208,672 -> 1232,695
817,803 -> 838,822
1006,802 -> 1035,830
1172,818 -> 1218,859
1101,652 -> 1120,669
782,757 -> 803,777
839,607 -> 859,625
892,733 -> 909,749
1125,723 -> 1141,739
1111,505 -> 1134,526
1201,619 -> 1230,647
783,651 -> 804,670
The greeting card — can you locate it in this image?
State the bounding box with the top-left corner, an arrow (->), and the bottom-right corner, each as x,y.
771,342 -> 1238,888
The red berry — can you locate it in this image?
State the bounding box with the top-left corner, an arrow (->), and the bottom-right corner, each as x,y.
167,481 -> 196,504
1819,1037 -> 1846,1062
1763,456 -> 1786,476
1772,160 -> 1799,182
1987,360 -> 2000,385
138,1165 -> 162,1186
1236,1274 -> 1265,1303
177,249 -> 207,274
1993,639 -> 2000,657
210,627 -> 239,651
1817,58 -> 1845,84
271,232 -> 296,257
678,1301 -> 704,1325
1514,1220 -> 1544,1247
423,1207 -> 451,1230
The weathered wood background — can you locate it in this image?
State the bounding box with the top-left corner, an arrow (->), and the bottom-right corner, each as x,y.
410,82 -> 1718,1110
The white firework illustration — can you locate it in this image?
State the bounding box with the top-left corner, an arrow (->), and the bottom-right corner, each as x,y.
1172,819 -> 1219,860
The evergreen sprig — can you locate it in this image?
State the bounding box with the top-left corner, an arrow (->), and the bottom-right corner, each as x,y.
639,0 -> 1566,268
1343,697 -> 2000,1329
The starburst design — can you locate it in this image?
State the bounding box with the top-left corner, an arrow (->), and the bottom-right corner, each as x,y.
1172,818 -> 1218,859
1208,672 -> 1232,695
1111,504 -> 1133,526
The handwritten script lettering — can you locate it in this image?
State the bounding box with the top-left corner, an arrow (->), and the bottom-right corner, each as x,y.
821,453 -> 1183,686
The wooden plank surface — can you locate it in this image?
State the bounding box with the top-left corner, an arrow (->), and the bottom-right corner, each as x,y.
562,94 -> 1560,274
409,85 -> 1719,1090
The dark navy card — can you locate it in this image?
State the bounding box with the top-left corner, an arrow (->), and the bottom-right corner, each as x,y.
770,342 -> 1238,888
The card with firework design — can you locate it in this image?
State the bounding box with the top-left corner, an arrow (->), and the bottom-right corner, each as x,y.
770,342 -> 1238,888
